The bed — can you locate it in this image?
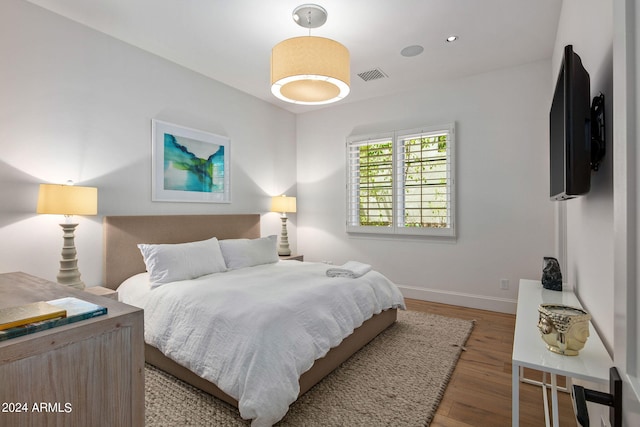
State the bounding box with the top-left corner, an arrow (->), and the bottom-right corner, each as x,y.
103,214 -> 405,426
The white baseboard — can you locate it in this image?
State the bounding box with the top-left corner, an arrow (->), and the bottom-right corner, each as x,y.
398,284 -> 517,314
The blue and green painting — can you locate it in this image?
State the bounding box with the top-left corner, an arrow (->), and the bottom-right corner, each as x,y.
163,133 -> 225,193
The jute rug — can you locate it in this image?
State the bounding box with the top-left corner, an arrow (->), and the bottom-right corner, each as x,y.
145,310 -> 474,426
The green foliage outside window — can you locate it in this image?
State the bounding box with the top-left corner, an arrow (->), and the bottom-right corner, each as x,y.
358,141 -> 393,226
358,134 -> 449,228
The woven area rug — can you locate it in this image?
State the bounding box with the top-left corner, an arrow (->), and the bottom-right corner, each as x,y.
145,310 -> 474,426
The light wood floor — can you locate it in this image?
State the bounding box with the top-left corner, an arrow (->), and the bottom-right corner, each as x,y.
405,298 -> 577,427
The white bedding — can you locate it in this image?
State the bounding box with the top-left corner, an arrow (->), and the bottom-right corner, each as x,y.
118,260 -> 405,426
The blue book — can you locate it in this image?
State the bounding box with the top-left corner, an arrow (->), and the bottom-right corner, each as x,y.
0,297 -> 107,341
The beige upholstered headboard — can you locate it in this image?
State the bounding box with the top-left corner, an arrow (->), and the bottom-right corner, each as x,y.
103,214 -> 261,290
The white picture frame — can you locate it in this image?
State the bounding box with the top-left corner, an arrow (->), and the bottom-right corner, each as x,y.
151,119 -> 230,203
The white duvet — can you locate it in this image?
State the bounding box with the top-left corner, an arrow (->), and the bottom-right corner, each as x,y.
118,260 -> 405,426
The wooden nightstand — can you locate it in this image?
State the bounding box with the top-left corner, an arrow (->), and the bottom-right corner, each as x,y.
279,254 -> 304,261
85,285 -> 118,300
0,272 -> 144,426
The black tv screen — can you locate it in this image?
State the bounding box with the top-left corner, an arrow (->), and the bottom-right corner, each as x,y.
549,45 -> 591,200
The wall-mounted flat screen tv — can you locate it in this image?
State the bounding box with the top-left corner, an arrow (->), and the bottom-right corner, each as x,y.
549,45 -> 592,200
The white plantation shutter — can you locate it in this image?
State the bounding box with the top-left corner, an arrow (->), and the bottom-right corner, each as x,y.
347,135 -> 394,233
396,128 -> 454,231
347,124 -> 455,237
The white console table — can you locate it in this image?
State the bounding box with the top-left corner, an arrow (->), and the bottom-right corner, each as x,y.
512,279 -> 612,427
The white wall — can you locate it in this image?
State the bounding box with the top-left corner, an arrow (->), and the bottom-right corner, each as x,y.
296,60 -> 555,313
552,1 -> 615,425
613,0 -> 640,423
553,0 -> 614,350
0,1 -> 563,316
0,0 -> 297,286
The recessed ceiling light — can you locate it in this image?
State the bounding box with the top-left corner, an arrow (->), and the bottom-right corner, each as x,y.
446,35 -> 458,43
400,45 -> 424,57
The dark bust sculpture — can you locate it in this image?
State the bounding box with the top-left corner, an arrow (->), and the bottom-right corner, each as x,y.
542,257 -> 562,291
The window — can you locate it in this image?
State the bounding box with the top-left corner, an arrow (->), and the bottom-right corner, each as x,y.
347,123 -> 455,237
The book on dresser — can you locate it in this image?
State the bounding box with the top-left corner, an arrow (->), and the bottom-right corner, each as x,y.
0,301 -> 66,330
0,297 -> 107,341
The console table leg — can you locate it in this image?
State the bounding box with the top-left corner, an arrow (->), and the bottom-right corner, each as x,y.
551,373 -> 559,427
512,363 -> 520,426
542,372 -> 551,427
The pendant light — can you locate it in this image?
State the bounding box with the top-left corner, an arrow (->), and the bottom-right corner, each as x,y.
271,4 -> 350,105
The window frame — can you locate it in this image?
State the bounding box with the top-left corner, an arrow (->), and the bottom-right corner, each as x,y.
346,123 -> 456,238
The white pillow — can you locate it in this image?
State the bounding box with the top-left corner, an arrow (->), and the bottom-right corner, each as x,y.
219,235 -> 278,270
137,237 -> 227,288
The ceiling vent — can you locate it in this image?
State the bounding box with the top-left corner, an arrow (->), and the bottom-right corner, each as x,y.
357,68 -> 388,82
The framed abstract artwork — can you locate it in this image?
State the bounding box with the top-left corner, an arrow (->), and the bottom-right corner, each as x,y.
151,119 -> 230,203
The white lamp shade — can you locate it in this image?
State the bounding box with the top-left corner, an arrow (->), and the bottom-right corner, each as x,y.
37,184 -> 98,216
271,36 -> 350,105
271,195 -> 297,213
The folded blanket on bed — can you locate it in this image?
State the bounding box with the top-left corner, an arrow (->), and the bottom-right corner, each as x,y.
326,261 -> 372,278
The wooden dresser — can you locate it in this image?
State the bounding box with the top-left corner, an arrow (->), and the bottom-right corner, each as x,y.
0,272 -> 144,427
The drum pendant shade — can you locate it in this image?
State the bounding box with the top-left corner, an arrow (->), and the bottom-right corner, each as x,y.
271,36 -> 350,105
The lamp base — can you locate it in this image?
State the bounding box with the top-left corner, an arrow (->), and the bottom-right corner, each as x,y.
57,223 -> 85,290
277,216 -> 291,256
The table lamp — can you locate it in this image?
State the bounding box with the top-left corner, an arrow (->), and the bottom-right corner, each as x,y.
271,195 -> 296,256
37,183 -> 98,289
